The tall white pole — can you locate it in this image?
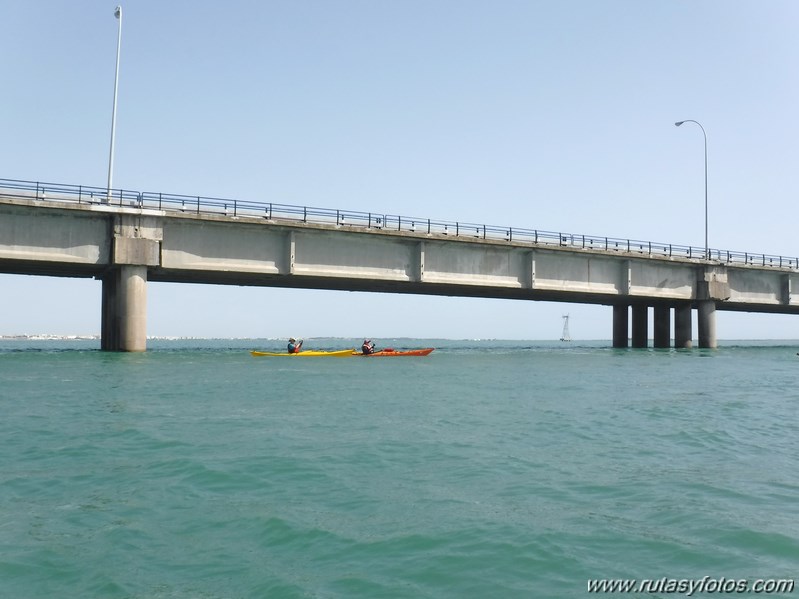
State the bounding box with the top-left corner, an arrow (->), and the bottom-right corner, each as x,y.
107,6 -> 122,202
675,119 -> 708,259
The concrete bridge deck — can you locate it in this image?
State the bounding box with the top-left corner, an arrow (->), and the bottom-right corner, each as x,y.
1,178 -> 798,350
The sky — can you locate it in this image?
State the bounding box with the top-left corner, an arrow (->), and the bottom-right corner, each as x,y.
2,0 -> 799,340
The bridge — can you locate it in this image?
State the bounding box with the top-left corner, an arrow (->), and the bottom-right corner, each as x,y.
1,177 -> 798,351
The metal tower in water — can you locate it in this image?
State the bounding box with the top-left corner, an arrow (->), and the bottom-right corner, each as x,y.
560,314 -> 571,342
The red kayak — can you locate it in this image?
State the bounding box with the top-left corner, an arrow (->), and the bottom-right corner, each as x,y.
355,348 -> 434,357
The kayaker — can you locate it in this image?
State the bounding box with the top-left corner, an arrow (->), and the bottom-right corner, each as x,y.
362,339 -> 375,355
287,337 -> 303,353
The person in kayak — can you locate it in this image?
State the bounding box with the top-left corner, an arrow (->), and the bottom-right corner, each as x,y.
287,337 -> 303,353
362,339 -> 376,355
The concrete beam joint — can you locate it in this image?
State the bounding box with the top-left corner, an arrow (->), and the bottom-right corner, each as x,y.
418,241 -> 426,282
782,274 -> 792,305
621,260 -> 632,296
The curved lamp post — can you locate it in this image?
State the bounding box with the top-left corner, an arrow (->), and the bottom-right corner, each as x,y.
675,119 -> 708,259
107,5 -> 122,202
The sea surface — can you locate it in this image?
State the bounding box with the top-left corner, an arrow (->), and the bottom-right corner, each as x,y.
1,338 -> 797,598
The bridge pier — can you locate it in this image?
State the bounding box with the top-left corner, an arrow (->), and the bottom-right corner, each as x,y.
653,305 -> 670,348
611,302 -> 703,349
631,305 -> 648,348
697,301 -> 717,349
695,266 -> 727,349
99,215 -> 160,351
101,265 -> 148,351
674,304 -> 692,348
612,304 -> 628,348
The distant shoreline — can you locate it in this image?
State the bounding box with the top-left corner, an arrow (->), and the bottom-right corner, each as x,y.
1,334 -> 100,340
2,335 -> 798,343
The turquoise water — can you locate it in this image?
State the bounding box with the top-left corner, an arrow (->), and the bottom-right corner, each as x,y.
1,339 -> 798,598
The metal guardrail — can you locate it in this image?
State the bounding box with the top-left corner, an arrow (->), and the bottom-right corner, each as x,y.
1,177 -> 797,270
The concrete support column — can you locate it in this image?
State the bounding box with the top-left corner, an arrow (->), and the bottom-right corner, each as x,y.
674,304 -> 692,349
653,305 -> 670,348
101,275 -> 115,351
631,305 -> 648,348
101,216 -> 160,352
612,304 -> 628,348
697,300 -> 717,349
781,274 -> 792,305
101,265 -> 148,352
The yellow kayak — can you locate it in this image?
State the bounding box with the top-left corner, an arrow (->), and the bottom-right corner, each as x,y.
250,349 -> 355,357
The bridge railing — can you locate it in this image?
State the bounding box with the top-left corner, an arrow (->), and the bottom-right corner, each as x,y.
1,177 -> 797,270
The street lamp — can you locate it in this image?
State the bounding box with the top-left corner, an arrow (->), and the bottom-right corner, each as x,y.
675,119 -> 708,259
106,5 -> 122,202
